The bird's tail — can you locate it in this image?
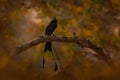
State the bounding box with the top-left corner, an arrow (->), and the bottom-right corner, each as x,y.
43,42 -> 52,69
44,42 -> 52,52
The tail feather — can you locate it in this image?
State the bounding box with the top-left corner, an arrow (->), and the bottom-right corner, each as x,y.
44,42 -> 52,52
54,63 -> 58,72
43,57 -> 45,68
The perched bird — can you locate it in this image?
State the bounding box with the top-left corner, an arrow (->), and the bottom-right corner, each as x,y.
43,17 -> 57,69
44,17 -> 57,52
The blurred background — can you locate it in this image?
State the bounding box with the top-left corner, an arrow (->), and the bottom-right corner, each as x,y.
0,0 -> 120,80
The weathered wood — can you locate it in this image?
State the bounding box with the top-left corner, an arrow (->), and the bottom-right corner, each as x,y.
15,35 -> 113,65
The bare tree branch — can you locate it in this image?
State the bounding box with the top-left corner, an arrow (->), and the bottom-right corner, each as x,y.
15,35 -> 113,65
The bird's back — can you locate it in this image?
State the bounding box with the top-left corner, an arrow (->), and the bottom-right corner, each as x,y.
45,17 -> 57,35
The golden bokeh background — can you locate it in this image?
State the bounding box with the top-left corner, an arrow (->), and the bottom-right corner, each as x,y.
0,0 -> 120,80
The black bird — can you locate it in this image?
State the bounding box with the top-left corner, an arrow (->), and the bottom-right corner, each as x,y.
44,17 -> 57,52
43,17 -> 57,69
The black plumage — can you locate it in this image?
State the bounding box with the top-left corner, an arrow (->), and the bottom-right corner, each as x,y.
43,17 -> 57,69
54,63 -> 58,72
44,17 -> 57,52
45,17 -> 57,35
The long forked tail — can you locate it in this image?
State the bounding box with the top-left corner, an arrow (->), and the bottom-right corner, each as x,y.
44,42 -> 52,52
43,42 -> 52,69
